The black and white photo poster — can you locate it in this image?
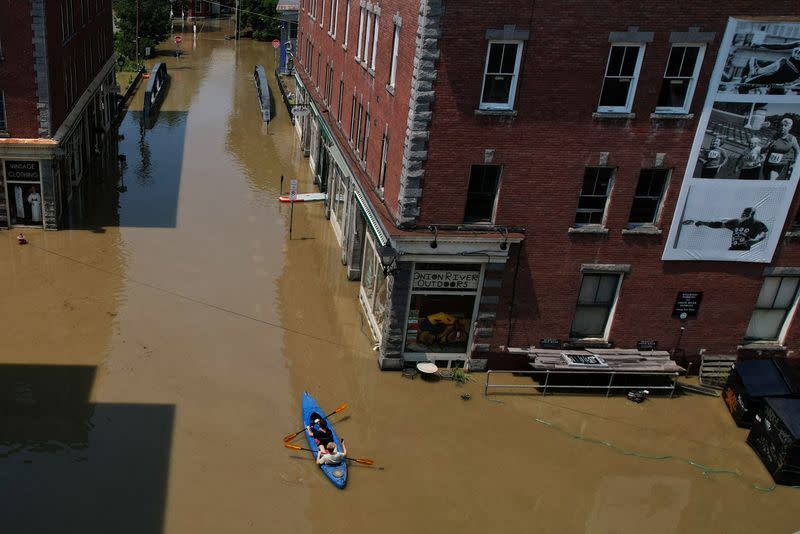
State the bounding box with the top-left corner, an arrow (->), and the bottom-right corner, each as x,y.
664,19 -> 800,263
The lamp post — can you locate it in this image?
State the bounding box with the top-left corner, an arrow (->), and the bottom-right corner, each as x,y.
378,243 -> 399,276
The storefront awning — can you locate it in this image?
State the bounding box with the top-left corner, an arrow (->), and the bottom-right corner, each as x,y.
308,101 -> 334,145
354,184 -> 388,247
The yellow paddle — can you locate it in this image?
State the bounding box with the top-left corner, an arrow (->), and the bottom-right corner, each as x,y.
283,442 -> 375,466
282,403 -> 348,442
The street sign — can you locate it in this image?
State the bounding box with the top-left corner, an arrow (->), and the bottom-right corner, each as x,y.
291,106 -> 310,118
272,39 -> 280,49
289,180 -> 298,202
174,35 -> 183,45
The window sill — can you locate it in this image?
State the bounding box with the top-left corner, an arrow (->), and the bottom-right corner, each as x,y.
650,112 -> 693,120
738,341 -> 786,351
342,44 -> 348,51
622,225 -> 662,235
568,225 -> 609,235
474,109 -> 517,118
367,67 -> 375,78
0,131 -> 9,138
385,84 -> 395,96
785,230 -> 800,238
593,112 -> 635,120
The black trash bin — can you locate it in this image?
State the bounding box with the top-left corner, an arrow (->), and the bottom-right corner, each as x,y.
746,397 -> 800,486
722,359 -> 793,428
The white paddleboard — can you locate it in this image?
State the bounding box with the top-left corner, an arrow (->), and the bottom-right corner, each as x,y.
279,193 -> 327,203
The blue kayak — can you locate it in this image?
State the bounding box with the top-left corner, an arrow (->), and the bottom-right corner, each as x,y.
302,392 -> 347,489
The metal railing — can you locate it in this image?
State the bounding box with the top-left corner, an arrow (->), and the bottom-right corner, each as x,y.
484,369 -> 680,398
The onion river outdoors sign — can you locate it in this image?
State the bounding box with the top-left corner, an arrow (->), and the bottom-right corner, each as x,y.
412,269 -> 480,291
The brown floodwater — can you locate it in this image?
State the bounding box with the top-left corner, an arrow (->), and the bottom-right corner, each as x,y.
0,19 -> 797,533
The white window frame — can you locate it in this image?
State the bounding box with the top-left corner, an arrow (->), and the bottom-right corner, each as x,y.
571,272 -> 624,340
479,40 -> 523,111
388,23 -> 400,87
597,43 -> 645,114
319,0 -> 324,27
369,13 -> 379,71
655,43 -> 705,114
0,90 -> 7,132
379,126 -> 389,191
332,0 -> 339,37
328,0 -> 335,34
745,276 -> 800,343
356,7 -> 365,60
343,0 -> 351,49
362,9 -> 372,65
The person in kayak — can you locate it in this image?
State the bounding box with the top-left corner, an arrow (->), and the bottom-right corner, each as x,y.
317,439 -> 347,466
307,414 -> 334,452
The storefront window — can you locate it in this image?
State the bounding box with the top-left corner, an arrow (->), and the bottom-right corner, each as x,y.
360,233 -> 388,339
404,263 -> 481,354
4,161 -> 44,227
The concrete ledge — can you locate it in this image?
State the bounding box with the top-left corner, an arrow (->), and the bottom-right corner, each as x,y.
650,112 -> 693,120
622,225 -> 662,235
474,109 -> 517,118
569,225 -> 609,235
581,263 -> 631,274
566,338 -> 613,349
763,266 -> 800,276
593,112 -> 635,120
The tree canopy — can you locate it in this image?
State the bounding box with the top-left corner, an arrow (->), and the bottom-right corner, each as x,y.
113,0 -> 172,60
240,0 -> 280,40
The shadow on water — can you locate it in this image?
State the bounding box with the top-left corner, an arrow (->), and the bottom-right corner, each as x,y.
0,364 -> 174,534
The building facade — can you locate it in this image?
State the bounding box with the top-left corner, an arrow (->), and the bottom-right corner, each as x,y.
0,0 -> 116,230
293,1 -> 800,371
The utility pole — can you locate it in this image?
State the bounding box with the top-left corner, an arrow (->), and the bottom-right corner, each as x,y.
135,0 -> 140,65
235,0 -> 240,40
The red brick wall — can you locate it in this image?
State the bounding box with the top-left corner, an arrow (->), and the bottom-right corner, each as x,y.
420,1 -> 800,363
0,1 -> 38,137
297,0 -> 418,220
46,0 -> 114,134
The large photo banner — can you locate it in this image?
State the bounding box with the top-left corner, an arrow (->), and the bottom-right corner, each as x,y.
663,19 -> 800,262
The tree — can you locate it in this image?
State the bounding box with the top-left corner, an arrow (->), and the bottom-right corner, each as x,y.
240,0 -> 279,40
113,0 -> 172,60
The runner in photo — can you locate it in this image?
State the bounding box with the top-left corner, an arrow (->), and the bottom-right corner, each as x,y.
683,207 -> 768,251
762,117 -> 800,180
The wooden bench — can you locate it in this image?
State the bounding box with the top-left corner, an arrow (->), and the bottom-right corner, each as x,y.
699,354 -> 737,389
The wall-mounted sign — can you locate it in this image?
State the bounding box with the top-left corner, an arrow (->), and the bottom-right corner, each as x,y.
540,338 -> 562,349
637,340 -> 658,351
413,269 -> 480,291
5,161 -> 41,182
673,291 -> 703,318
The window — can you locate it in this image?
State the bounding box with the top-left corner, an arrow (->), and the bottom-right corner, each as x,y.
356,7 -> 365,60
316,51 -> 321,87
355,100 -> 363,152
479,41 -> 522,110
349,94 -> 357,140
745,277 -> 800,341
598,44 -> 645,113
571,273 -> 622,338
656,45 -> 704,113
575,167 -> 614,226
343,0 -> 351,48
388,23 -> 400,87
337,80 -> 344,121
464,165 -> 501,223
362,109 -> 370,161
362,9 -> 372,65
629,168 -> 670,225
0,91 -> 7,132
379,128 -> 389,190
369,13 -> 379,71
319,0 -> 324,27
328,0 -> 335,34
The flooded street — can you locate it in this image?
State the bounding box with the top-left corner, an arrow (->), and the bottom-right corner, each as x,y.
0,20 -> 797,533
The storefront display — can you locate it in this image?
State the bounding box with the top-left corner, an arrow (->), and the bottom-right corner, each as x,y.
404,263 -> 481,355
360,234 -> 388,337
4,160 -> 44,227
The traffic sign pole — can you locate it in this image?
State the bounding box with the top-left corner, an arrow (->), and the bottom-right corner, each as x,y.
289,179 -> 298,240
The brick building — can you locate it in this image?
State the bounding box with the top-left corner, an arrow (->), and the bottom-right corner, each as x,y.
0,0 -> 116,229
293,1 -> 800,370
